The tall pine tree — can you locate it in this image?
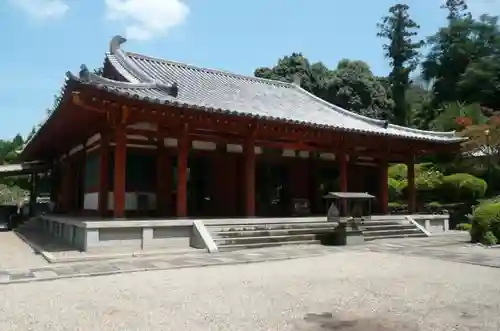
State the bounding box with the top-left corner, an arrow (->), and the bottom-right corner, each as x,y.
377,3 -> 423,126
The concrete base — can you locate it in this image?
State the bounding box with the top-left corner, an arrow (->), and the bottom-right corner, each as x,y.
37,215 -> 334,252
335,225 -> 365,246
319,224 -> 364,246
35,214 -> 448,252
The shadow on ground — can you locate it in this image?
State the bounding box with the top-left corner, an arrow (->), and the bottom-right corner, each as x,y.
15,228 -> 76,254
293,312 -> 418,331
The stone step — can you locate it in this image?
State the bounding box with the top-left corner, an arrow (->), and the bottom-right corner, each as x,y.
361,224 -> 416,231
364,232 -> 427,241
217,239 -> 322,251
209,222 -> 334,232
363,228 -> 423,237
361,220 -> 407,227
214,233 -> 320,246
212,227 -> 336,238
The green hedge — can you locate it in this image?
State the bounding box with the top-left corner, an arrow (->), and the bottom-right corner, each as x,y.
471,202 -> 500,245
442,173 -> 488,202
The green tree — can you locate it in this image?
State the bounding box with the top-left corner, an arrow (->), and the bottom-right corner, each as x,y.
254,53 -> 328,96
323,59 -> 393,118
455,15 -> 500,109
377,3 -> 423,126
422,2 -> 473,106
406,81 -> 432,129
441,0 -> 468,20
431,102 -> 487,132
255,55 -> 393,119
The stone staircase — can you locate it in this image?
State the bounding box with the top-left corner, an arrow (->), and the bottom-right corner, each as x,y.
206,221 -> 337,251
361,217 -> 427,241
203,216 -> 428,252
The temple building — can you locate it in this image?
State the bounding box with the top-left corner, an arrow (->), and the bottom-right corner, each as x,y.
20,36 -> 462,220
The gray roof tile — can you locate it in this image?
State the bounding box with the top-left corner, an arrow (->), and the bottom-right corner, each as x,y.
70,36 -> 463,143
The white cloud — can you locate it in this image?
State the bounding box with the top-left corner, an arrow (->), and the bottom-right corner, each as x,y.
8,0 -> 69,20
105,0 -> 189,41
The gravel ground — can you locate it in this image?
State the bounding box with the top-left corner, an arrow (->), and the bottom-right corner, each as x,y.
0,251 -> 498,331
0,231 -> 48,269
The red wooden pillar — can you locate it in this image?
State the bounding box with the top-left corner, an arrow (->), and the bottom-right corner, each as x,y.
243,135 -> 256,217
407,156 -> 416,214
78,146 -> 86,212
156,131 -> 171,216
379,156 -> 389,214
59,158 -> 71,212
338,148 -> 348,214
113,123 -> 127,218
98,134 -> 109,217
176,124 -> 189,218
212,144 -> 229,216
338,153 -> 348,192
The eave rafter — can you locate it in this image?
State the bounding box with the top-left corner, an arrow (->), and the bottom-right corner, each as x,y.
72,85 -> 460,160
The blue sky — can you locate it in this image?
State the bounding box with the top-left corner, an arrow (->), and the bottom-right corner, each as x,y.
0,0 -> 495,139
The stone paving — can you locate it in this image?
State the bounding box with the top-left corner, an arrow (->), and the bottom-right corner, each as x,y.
0,230 -> 48,269
366,237 -> 500,268
0,244 -> 346,285
0,231 -> 498,285
1,246 -> 499,331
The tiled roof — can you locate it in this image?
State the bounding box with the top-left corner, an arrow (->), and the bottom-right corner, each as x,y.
68,35 -> 463,143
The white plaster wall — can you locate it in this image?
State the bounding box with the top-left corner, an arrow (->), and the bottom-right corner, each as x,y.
83,192 -> 157,211
108,192 -> 157,211
128,122 -> 157,131
84,192 -> 99,210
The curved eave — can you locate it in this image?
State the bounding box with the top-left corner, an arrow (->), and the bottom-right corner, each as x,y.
73,76 -> 464,145
18,78 -> 77,161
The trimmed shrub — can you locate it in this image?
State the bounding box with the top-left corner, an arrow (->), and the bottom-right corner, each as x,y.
483,231 -> 498,245
388,164 -> 407,180
414,166 -> 444,202
388,202 -> 408,214
442,173 -> 488,202
423,201 -> 447,214
388,178 -> 407,202
470,202 -> 500,244
456,223 -> 472,231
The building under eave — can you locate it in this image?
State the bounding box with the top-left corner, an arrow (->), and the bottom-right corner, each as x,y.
20,35 -> 463,221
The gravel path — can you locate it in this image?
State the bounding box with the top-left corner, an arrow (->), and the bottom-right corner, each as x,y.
0,231 -> 48,269
0,251 -> 498,330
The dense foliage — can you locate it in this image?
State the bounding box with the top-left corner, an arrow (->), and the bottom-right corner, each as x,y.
255,56 -> 393,119
0,136 -> 29,203
256,1 -> 500,131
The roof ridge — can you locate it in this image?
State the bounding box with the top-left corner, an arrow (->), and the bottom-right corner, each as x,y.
125,51 -> 294,88
388,123 -> 458,138
292,84 -> 387,127
65,67 -> 158,89
66,65 -> 179,97
293,84 -> 458,138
